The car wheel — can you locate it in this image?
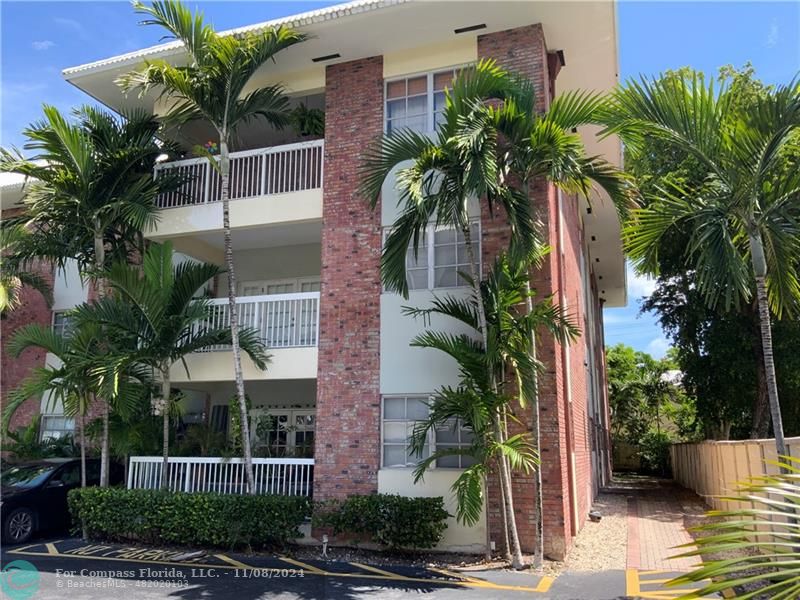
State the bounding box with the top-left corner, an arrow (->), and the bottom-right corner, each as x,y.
4,508 -> 35,544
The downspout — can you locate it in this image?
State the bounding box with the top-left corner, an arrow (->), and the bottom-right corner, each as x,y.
557,189 -> 579,537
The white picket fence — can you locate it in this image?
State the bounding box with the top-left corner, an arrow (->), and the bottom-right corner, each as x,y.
202,292 -> 320,350
154,139 -> 324,208
127,456 -> 315,496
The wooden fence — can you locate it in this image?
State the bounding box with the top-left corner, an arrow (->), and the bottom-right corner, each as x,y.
671,436 -> 800,510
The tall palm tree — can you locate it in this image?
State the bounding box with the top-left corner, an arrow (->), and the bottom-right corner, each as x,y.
118,0 -> 306,493
1,105 -> 182,486
71,242 -> 269,490
405,252 -> 578,566
603,73 -> 800,457
362,59 -> 631,566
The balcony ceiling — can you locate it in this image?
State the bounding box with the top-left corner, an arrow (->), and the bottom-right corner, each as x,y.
192,221 -> 322,251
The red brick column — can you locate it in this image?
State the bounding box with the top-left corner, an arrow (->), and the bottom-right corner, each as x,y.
314,56 -> 384,499
478,24 -> 575,560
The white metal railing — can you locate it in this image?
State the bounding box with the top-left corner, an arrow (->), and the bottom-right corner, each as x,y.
127,456 -> 314,496
202,292 -> 320,350
155,139 -> 324,208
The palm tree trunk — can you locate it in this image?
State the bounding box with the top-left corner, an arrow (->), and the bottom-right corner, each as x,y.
94,227 -> 111,488
219,139 -> 256,495
79,413 -> 87,488
463,223 -> 524,569
748,230 -> 786,458
525,280 -> 545,569
748,305 -> 771,438
160,369 -> 171,490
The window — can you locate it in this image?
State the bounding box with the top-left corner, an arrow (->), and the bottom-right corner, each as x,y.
394,221 -> 480,291
52,311 -> 73,338
40,415 -> 75,441
381,397 -> 474,469
385,67 -> 462,134
382,396 -> 430,468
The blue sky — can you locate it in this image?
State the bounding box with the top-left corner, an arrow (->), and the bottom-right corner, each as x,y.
2,1 -> 799,358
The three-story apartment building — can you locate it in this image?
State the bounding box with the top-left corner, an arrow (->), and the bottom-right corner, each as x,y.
1,0 -> 624,559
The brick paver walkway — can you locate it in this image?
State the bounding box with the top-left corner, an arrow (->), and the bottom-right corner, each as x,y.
625,480 -> 701,572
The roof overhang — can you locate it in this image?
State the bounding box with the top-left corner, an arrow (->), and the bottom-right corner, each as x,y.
61,0 -> 624,305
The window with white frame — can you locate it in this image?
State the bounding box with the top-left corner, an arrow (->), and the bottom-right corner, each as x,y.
52,311 -> 73,338
40,415 -> 75,440
396,221 -> 480,291
385,67 -> 463,134
381,396 -> 474,468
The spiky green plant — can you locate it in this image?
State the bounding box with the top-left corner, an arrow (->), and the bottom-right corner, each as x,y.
672,457 -> 800,599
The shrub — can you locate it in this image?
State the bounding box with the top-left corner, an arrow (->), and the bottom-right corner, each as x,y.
313,494 -> 449,549
69,487 -> 310,549
639,429 -> 672,475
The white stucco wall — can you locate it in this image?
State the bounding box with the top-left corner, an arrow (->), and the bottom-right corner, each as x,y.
378,469 -> 486,552
52,259 -> 88,310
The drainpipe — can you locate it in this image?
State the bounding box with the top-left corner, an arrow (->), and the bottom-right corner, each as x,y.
557,189 -> 580,537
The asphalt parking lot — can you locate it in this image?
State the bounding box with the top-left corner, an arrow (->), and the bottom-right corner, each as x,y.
1,537 -> 717,599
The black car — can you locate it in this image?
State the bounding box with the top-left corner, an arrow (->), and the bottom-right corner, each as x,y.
1,458 -> 122,544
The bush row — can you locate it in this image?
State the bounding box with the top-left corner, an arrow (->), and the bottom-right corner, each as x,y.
313,493 -> 450,549
68,487 -> 310,549
69,488 -> 450,551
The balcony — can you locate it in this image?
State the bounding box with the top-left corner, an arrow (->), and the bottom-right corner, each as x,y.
148,140 -> 324,240
128,456 -> 314,496
172,292 -> 320,383
203,292 -> 320,349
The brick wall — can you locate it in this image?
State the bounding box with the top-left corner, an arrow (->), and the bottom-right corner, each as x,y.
314,56 -> 385,499
2,208 -> 54,432
477,23 -> 608,560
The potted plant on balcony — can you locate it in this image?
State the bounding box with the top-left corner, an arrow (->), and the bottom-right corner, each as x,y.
289,103 -> 325,139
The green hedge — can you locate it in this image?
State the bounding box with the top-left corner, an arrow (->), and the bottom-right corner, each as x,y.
313,494 -> 449,549
69,487 -> 310,549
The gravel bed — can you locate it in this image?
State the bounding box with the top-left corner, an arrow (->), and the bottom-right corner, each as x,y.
562,492 -> 628,572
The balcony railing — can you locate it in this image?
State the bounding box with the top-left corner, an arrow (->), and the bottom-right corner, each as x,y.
202,292 -> 320,350
127,456 -> 314,496
155,139 -> 324,209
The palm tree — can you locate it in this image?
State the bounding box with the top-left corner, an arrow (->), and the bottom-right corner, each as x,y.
118,0 -> 306,493
603,73 -> 800,457
1,105 -> 182,486
362,59 -> 631,566
4,319 -> 149,489
406,252 -> 578,567
71,241 -> 269,490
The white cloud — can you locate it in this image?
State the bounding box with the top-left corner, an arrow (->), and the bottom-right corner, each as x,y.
766,19 -> 780,48
646,336 -> 671,359
626,263 -> 656,299
31,40 -> 55,51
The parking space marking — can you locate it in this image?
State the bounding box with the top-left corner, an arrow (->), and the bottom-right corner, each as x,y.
626,568 -> 718,599
215,553 -> 253,569
7,541 -> 554,594
278,556 -> 327,575
349,562 -> 410,580
427,567 -> 486,584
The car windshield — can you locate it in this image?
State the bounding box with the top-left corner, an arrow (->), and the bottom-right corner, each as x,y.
2,464 -> 57,489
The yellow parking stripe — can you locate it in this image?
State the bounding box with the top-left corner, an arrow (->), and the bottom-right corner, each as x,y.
534,575 -> 555,593
215,554 -> 252,569
278,556 -> 328,575
45,543 -> 58,555
350,562 -> 410,580
427,566 -> 486,584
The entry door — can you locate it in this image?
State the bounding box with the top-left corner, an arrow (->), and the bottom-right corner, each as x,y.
251,409 -> 315,457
